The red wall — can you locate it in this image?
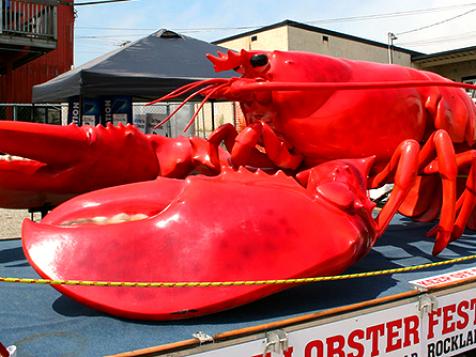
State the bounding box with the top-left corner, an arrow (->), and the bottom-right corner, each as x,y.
0,1 -> 74,104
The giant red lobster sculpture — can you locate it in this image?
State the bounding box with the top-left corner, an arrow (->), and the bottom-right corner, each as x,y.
18,50 -> 476,320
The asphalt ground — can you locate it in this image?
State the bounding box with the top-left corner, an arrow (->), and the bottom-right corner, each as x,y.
0,209 -> 36,240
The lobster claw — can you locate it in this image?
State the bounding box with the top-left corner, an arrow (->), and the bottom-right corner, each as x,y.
0,121 -> 227,209
0,121 -> 161,209
23,162 -> 377,320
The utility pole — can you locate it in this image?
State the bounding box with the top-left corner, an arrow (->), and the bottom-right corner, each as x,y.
387,32 -> 397,64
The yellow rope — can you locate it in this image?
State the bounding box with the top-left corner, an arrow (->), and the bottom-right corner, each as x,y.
1,254 -> 475,288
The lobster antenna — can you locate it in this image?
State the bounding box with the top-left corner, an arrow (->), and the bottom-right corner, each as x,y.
147,78 -> 229,106
147,82 -> 200,105
153,84 -> 217,129
155,78 -> 225,102
235,80 -> 476,93
183,82 -> 229,132
154,85 -> 215,129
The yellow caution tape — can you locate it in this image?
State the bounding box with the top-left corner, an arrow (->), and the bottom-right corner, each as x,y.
1,254 -> 475,288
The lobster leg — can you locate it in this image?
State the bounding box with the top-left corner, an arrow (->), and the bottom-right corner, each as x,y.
424,150 -> 476,240
208,123 -> 275,169
232,121 -> 302,169
373,130 -> 458,254
370,130 -> 460,254
416,130 -> 458,254
208,122 -> 303,170
369,139 -> 420,240
261,122 -> 304,169
398,175 -> 442,222
450,153 -> 476,239
208,123 -> 238,153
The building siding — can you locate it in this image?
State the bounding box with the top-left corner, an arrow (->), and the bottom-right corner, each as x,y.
218,26 -> 290,52
217,22 -> 415,67
287,26 -> 413,66
416,60 -> 476,82
0,1 -> 74,104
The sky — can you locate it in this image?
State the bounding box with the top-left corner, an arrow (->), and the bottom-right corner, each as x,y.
73,0 -> 476,66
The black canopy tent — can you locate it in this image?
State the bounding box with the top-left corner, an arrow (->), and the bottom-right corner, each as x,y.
32,29 -> 235,103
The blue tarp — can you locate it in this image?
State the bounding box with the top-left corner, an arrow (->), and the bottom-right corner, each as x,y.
1,216 -> 476,356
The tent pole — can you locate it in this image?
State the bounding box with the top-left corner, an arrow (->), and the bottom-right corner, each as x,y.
211,100 -> 215,131
201,106 -> 205,138
166,103 -> 171,137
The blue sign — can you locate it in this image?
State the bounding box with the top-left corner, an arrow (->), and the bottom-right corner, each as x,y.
67,96 -> 81,125
82,97 -> 101,126
101,96 -> 132,125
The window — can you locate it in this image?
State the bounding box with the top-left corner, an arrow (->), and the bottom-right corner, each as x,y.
322,35 -> 329,43
251,35 -> 258,42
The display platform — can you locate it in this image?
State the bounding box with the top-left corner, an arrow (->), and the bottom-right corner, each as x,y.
1,216 -> 475,356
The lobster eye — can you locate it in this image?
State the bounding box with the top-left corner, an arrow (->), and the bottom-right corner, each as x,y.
250,54 -> 268,67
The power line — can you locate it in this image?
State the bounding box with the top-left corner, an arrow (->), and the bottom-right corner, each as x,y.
74,2 -> 476,32
396,31 -> 476,46
76,26 -> 155,31
75,25 -> 261,32
72,2 -> 476,55
71,0 -> 132,6
396,7 -> 476,36
75,34 -> 150,38
308,3 -> 476,24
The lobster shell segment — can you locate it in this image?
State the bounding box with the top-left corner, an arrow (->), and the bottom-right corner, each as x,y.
22,165 -> 375,320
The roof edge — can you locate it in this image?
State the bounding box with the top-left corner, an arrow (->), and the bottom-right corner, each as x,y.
412,44 -> 476,61
213,19 -> 424,56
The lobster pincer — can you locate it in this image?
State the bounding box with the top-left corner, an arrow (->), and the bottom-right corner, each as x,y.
0,121 -> 223,209
22,158 -> 378,320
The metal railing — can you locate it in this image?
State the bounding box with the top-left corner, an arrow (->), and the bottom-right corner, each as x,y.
0,102 -> 235,139
463,78 -> 476,104
0,103 -> 63,124
0,0 -> 57,40
0,103 -> 197,137
467,87 -> 476,103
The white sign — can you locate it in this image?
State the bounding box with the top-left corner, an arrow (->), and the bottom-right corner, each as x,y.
82,115 -> 96,126
133,114 -> 146,133
113,113 -> 128,125
191,287 -> 476,357
410,267 -> 476,289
